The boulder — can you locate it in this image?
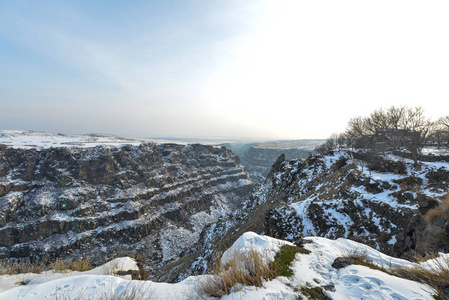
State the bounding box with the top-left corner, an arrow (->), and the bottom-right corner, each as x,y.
332,257 -> 356,269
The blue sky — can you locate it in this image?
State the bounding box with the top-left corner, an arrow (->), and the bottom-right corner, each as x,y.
1,1 -> 449,140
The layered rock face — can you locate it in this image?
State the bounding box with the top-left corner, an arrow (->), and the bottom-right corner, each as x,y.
0,143 -> 252,277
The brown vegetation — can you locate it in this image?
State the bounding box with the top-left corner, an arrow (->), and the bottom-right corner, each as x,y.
0,259 -> 46,275
52,258 -> 92,273
391,256 -> 449,298
196,244 -> 307,298
425,195 -> 449,224
196,249 -> 270,298
340,248 -> 389,273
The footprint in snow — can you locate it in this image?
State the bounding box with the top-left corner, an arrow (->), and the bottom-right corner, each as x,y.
349,269 -> 358,274
389,292 -> 408,300
360,282 -> 373,290
366,277 -> 384,286
342,274 -> 361,284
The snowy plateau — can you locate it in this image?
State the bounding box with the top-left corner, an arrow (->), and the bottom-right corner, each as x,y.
0,130 -> 449,299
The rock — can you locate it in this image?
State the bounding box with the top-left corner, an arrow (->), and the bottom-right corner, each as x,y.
417,194 -> 438,215
293,237 -> 304,247
415,226 -> 449,254
445,223 -> 449,234
266,154 -> 285,181
404,235 -> 415,249
433,216 -> 447,229
332,257 -> 356,269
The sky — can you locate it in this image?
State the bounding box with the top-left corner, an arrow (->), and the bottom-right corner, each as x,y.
1,1 -> 448,140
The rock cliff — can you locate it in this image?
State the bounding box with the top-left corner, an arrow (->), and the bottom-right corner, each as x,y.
260,150 -> 449,257
0,141 -> 253,278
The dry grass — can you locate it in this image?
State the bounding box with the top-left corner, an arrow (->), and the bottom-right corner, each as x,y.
342,248 -> 389,273
196,249 -> 270,298
70,258 -> 92,271
341,248 -> 448,297
0,259 -> 46,275
196,244 -> 306,298
425,195 -> 449,224
52,258 -> 71,273
0,256 -> 93,275
52,258 -> 92,273
98,282 -> 154,300
54,283 -> 153,300
391,255 -> 449,298
412,251 -> 440,263
55,288 -> 88,300
102,259 -> 121,276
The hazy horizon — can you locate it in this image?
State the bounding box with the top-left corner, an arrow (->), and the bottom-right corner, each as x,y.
1,1 -> 448,140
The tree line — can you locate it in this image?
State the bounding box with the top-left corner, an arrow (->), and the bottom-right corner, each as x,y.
316,106 -> 449,164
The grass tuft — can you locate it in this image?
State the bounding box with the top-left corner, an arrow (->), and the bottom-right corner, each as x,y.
0,259 -> 46,275
196,244 -> 308,298
196,248 -> 269,298
391,255 -> 449,298
98,282 -> 153,300
267,245 -> 309,279
52,258 -> 92,273
342,248 -> 389,273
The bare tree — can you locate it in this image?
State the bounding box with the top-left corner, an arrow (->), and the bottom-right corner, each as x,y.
399,107 -> 433,166
439,116 -> 449,129
432,116 -> 449,148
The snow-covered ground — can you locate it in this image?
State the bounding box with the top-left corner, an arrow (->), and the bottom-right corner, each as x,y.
0,130 -> 244,149
0,232 -> 438,299
0,130 -> 147,149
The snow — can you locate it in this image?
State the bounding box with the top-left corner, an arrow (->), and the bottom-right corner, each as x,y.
221,232 -> 294,264
0,232 -> 438,299
0,130 -> 239,149
0,130 -> 146,149
294,237 -> 434,299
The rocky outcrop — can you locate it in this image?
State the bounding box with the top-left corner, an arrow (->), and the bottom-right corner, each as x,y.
260,151 -> 449,257
395,195 -> 449,259
0,143 -> 253,279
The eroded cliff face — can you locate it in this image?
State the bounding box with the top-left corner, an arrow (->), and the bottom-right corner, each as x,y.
0,143 -> 253,278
